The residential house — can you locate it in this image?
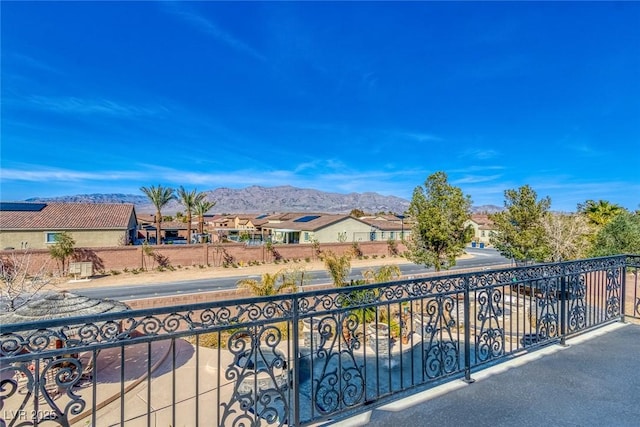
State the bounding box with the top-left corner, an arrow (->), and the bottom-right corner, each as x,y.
261,213 -> 374,244
207,214 -> 261,242
0,202 -> 138,249
358,216 -> 411,241
465,214 -> 496,246
136,214 -> 190,244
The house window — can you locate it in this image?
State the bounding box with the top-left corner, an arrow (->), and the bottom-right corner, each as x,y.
390,232 -> 395,239
481,231 -> 486,237
303,232 -> 309,241
45,232 -> 61,244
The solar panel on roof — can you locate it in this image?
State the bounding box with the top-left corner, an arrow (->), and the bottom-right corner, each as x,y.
294,215 -> 320,223
256,214 -> 269,219
0,202 -> 47,212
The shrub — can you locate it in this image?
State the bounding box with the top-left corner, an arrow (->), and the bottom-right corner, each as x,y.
351,242 -> 363,258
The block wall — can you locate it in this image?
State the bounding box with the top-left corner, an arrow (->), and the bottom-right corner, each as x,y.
0,241 -> 407,276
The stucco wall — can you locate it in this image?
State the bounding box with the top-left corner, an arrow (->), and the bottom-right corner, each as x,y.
313,218 -> 373,243
0,229 -> 129,250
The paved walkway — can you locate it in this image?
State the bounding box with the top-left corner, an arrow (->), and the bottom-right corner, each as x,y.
329,322 -> 640,427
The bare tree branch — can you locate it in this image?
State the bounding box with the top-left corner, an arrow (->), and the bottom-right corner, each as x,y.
0,251 -> 59,312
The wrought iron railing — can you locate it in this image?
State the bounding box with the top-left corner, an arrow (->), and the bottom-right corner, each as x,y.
1,255 -> 639,426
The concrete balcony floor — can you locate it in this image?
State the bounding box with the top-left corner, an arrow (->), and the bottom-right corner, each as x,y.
330,322 -> 640,427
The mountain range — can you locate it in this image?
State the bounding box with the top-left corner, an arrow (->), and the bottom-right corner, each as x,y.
26,185 -> 502,215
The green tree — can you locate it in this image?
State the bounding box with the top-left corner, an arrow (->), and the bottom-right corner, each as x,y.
578,199 -> 625,227
589,211 -> 640,256
489,185 -> 551,263
176,186 -> 206,244
406,171 -> 473,271
349,208 -> 366,218
48,232 -> 75,274
193,199 -> 217,237
140,185 -> 175,244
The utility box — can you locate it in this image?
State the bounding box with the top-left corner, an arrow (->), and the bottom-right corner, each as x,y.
69,262 -> 94,279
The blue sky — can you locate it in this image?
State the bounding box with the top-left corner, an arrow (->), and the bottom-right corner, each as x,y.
2,1 -> 639,212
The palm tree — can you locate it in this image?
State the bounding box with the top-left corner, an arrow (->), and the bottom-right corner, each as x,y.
140,185 -> 175,244
578,199 -> 625,227
322,251 -> 352,287
237,269 -> 300,296
176,186 -> 205,244
193,199 -> 217,240
363,264 -> 401,284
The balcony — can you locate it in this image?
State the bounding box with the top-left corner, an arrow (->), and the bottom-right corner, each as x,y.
1,255 -> 639,426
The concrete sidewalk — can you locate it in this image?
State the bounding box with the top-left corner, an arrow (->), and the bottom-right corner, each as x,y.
331,322 -> 640,427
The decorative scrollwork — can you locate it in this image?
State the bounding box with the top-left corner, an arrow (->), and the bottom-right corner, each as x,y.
0,356 -> 86,427
416,296 -> 460,378
536,277 -> 559,338
313,312 -> 365,415
476,287 -> 504,362
605,267 -> 622,319
1,255 -> 637,427
220,326 -> 290,427
567,274 -> 587,332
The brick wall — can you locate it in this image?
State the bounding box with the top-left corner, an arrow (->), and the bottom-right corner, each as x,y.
0,241 -> 407,276
124,282 -> 336,310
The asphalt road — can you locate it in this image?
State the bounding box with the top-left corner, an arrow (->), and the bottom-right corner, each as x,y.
75,248 -> 510,301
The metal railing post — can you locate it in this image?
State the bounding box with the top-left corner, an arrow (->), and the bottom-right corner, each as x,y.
463,276 -> 474,384
560,268 -> 568,347
292,294 -> 301,426
620,257 -> 627,323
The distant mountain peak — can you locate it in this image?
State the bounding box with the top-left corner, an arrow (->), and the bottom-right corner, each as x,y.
24,186 -> 501,215
24,186 -> 411,215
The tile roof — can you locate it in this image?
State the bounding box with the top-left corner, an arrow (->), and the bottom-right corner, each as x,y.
159,220 -> 188,230
262,214 -> 361,232
265,212 -> 327,222
470,214 -> 495,227
359,218 -> 406,231
0,203 -> 136,230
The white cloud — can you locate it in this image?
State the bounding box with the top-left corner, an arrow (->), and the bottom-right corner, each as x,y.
397,132 -> 443,143
450,165 -> 505,173
11,53 -> 62,75
453,174 -> 502,184
26,96 -> 168,117
0,167 -> 144,183
460,148 -> 500,160
163,3 -> 266,62
566,143 -> 602,157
